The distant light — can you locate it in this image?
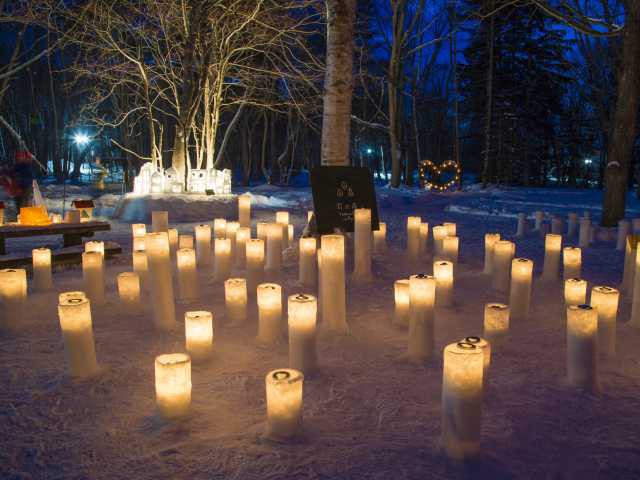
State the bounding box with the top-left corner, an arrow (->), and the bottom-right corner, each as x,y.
74,133 -> 90,146
366,147 -> 373,155
584,158 -> 592,165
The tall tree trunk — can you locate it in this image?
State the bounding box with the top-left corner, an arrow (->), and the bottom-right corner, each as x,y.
601,1 -> 640,226
321,0 -> 356,167
481,0 -> 495,186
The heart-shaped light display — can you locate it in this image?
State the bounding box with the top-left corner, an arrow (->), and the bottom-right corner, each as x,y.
418,160 -> 461,191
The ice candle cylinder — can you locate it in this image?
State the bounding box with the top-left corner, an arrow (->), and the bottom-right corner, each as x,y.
441,341 -> 484,460
432,225 -> 448,259
132,250 -> 148,292
419,222 -> 429,255
622,235 -> 637,296
407,216 -> 421,262
82,251 -> 105,306
168,228 -> 178,254
238,194 -> 251,227
276,211 -> 290,250
265,369 -> 304,439
256,222 -> 268,243
516,213 -> 527,237
246,238 -> 265,291
132,223 -> 146,250
214,238 -> 232,281
298,237 -> 317,288
534,211 -> 544,230
288,224 -> 294,246
483,303 -> 510,344
32,248 -> 53,291
117,272 -> 141,310
152,211 -> 169,233
177,248 -> 199,302
59,291 -> 86,303
225,221 -> 239,263
629,246 -> 640,327
579,218 -> 590,248
352,208 -> 372,281
591,286 -> 619,356
155,353 -> 191,419
373,222 -> 387,254
265,223 -> 283,274
184,311 -> 213,361
179,234 -> 194,250
443,236 -> 459,265
393,279 -> 410,327
408,274 -> 436,361
257,283 -> 282,343
483,233 -> 500,274
566,305 -> 599,391
213,218 -> 227,240
563,247 -> 582,280
568,213 -> 578,237
542,234 -> 562,281
235,227 -> 250,270
0,268 -> 27,328
133,235 -> 146,252
58,296 -> 99,379
85,240 -> 104,258
492,241 -> 515,293
224,278 -> 247,324
551,216 -> 563,235
194,224 -> 212,268
320,234 -> 347,332
564,278 -> 587,307
463,336 -> 491,381
617,220 -> 630,251
509,258 -> 533,321
444,222 -> 457,237
146,232 -> 177,331
288,294 -> 318,374
434,261 -> 454,307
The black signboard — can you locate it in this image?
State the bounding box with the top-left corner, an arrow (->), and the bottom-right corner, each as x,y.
310,166 -> 380,234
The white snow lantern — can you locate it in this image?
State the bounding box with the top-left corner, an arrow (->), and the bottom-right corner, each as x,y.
225,278 -> 247,324
408,274 -> 436,361
246,238 -> 265,290
82,251 -> 105,306
288,293 -> 318,374
566,305 -> 599,391
214,238 -> 231,281
373,222 -> 387,254
483,303 -> 510,344
265,368 -> 304,440
155,353 -> 192,419
150,170 -> 165,194
407,216 -> 422,261
58,296 -> 98,379
590,286 -> 619,356
0,268 -> 27,328
32,248 -> 53,291
564,278 -> 587,307
434,260 -> 454,307
117,272 -> 141,311
184,311 -> 213,362
177,248 -> 198,302
509,258 -> 533,321
563,246 -> 582,280
298,237 -> 317,288
393,278 -> 410,327
163,167 -> 182,193
133,162 -> 154,194
320,234 -> 347,332
189,169 -> 208,193
483,233 -> 500,274
257,283 -> 282,344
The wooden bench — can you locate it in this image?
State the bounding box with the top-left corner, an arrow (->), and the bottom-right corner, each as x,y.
0,240 -> 122,269
0,221 -> 112,255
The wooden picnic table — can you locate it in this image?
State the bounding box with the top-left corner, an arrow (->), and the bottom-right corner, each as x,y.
0,240 -> 122,269
0,221 -> 112,255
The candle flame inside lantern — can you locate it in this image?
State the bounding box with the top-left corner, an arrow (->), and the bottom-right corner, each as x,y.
155,353 -> 192,419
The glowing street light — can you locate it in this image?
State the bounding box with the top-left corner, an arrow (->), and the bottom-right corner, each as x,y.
583,158 -> 592,166
74,133 -> 90,147
366,147 -> 373,155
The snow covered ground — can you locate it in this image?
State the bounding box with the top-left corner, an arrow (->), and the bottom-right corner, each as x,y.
2,184 -> 640,479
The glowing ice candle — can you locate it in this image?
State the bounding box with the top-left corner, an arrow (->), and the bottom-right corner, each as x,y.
65,210 -> 81,223
483,303 -> 509,344
408,274 -> 436,361
419,222 -> 429,255
154,353 -> 191,419
184,311 -> 213,361
226,221 -> 239,263
393,279 -> 410,327
50,213 -> 61,224
59,291 -> 86,303
483,233 -> 500,274
444,222 -> 456,237
213,218 -> 227,240
442,236 -> 459,265
509,258 -> 533,321
320,234 -> 347,332
551,216 -> 563,235
179,234 -> 193,250
151,211 -> 169,233
562,247 -> 582,280
238,194 -> 251,227
630,246 -> 640,328
534,211 -> 544,230
58,296 -> 98,379
0,268 -> 27,328
82,251 -> 104,306
591,286 -> 619,356
194,224 -> 212,268
307,210 -> 313,222
353,208 -> 372,281
85,240 -> 104,258
214,238 -> 232,281
116,272 -> 140,312
434,261 -> 454,307
515,213 -> 527,238
246,238 -> 265,291
257,283 -> 282,343
622,235 -> 637,295
133,236 -> 146,252
579,218 -> 590,248
492,240 -> 515,293
257,222 -> 268,243
225,278 -> 247,324
265,223 -> 283,274
463,336 -> 491,380
441,341 -> 484,460
177,248 -> 198,302
146,232 -> 176,331
298,237 -> 317,288
407,216 -> 421,261
32,248 -> 52,291
168,229 -> 178,253
288,294 -> 317,374
566,305 -> 599,391
132,249 -> 148,291
617,220 -> 630,251
564,278 -> 587,307
265,369 -> 304,440
317,249 -> 323,315
432,225 -> 448,259
235,227 -> 250,269
373,222 -> 387,254
542,234 -> 562,281
568,213 -> 578,237
276,211 -> 290,250
288,224 -> 294,246
132,223 -> 146,238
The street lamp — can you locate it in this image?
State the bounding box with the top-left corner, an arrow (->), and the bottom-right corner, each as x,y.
74,133 -> 90,147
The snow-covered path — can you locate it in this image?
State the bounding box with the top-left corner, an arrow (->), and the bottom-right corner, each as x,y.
2,185 -> 640,479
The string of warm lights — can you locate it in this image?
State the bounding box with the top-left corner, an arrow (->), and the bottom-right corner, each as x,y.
418,159 -> 461,192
